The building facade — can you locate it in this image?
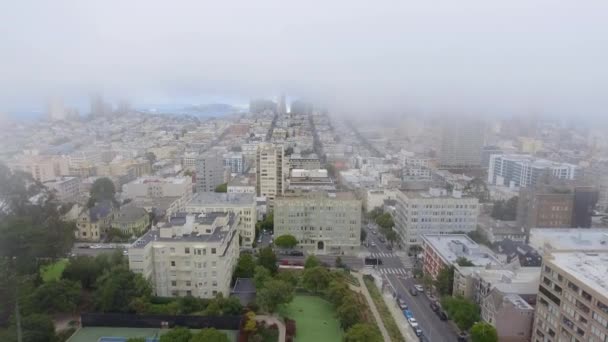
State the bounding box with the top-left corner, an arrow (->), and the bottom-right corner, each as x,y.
488,154 -> 578,188
196,153 -> 225,192
289,154 -> 321,170
256,143 -> 285,208
394,189 -> 479,246
274,192 -> 361,256
438,119 -> 484,168
122,176 -> 193,199
112,205 -> 150,236
517,187 -> 574,229
75,201 -> 114,241
223,152 -> 244,174
128,212 -> 239,299
43,176 -> 80,202
184,192 -> 257,247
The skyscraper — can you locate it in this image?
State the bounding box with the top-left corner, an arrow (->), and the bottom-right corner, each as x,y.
438,119 -> 484,168
195,153 -> 224,192
256,143 -> 285,208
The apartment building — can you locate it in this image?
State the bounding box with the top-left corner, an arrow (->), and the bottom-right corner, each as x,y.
256,143 -> 285,208
482,290 -> 535,342
223,152 -> 244,174
488,154 -> 578,188
122,176 -> 193,199
184,192 -> 257,247
128,212 -> 239,299
533,251 -> 608,342
196,153 -> 225,192
438,119 -> 484,168
227,175 -> 255,194
43,176 -> 80,202
75,201 -> 115,241
517,186 -> 574,229
421,234 -> 501,279
289,153 -> 321,170
287,169 -> 335,194
365,189 -> 399,213
112,205 -> 150,236
10,153 -> 70,182
394,188 -> 479,246
274,192 -> 361,256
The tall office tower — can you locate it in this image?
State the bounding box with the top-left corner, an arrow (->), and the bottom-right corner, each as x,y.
90,94 -> 111,117
195,153 -> 224,192
438,119 -> 484,168
47,97 -> 66,121
256,143 -> 285,208
277,94 -> 287,115
532,250 -> 608,342
517,185 -> 574,230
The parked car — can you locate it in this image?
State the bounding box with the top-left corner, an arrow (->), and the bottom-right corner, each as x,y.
457,332 -> 468,342
408,317 -> 419,328
289,250 -> 304,256
414,328 -> 423,337
403,310 -> 413,319
438,310 -> 448,321
371,241 -> 377,247
430,302 -> 439,312
378,236 -> 386,243
414,284 -> 424,292
397,298 -> 408,310
410,287 -> 418,296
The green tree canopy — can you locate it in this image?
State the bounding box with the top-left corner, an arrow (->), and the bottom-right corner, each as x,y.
257,279 -> 294,313
233,254 -> 256,279
304,255 -> 320,269
456,257 -> 475,267
302,266 -> 331,293
159,327 -> 192,342
190,328 -> 230,342
126,338 -> 146,342
360,228 -> 367,242
470,322 -> 498,342
434,265 -> 455,296
441,296 -> 480,330
214,183 -> 227,193
491,196 -> 518,221
94,267 -> 151,313
257,247 -> 278,274
375,213 -> 394,230
336,300 -> 362,330
253,265 -> 272,289
273,234 -> 298,249
343,323 -> 383,342
23,279 -> 81,315
88,177 -> 116,207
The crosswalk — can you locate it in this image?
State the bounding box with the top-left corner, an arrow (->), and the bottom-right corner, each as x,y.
377,267 -> 409,275
369,252 -> 396,258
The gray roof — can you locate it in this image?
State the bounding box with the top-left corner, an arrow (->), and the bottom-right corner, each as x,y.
88,200 -> 114,222
114,205 -> 148,224
187,192 -> 255,206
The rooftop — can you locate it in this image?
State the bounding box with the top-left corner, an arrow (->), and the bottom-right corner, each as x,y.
550,251 -> 608,297
497,154 -> 578,169
187,192 -> 255,206
458,264 -> 541,295
528,228 -> 608,253
423,234 -> 502,267
128,176 -> 190,185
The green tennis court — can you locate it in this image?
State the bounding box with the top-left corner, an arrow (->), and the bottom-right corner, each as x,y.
279,295 -> 343,342
66,327 -> 238,342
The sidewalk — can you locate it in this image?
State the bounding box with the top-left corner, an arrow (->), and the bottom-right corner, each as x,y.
351,272 -> 391,342
255,315 -> 286,342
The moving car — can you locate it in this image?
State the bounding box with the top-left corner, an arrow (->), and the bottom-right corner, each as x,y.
410,287 -> 418,296
414,284 -> 424,292
371,241 -> 377,247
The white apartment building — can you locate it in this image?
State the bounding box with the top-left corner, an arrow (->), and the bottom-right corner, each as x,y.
223,152 -> 244,174
128,212 -> 239,299
196,153 -> 225,192
533,251 -> 608,342
365,189 -> 399,213
182,152 -> 198,171
488,154 -> 578,188
394,188 -> 479,246
9,153 -> 70,182
43,176 -> 80,202
227,175 -> 255,194
289,154 -> 321,170
274,192 -> 361,256
256,143 -> 285,208
287,169 -> 335,194
122,176 -> 193,199
184,192 -> 257,247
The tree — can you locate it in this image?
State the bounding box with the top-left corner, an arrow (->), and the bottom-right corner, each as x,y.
434,265 -> 455,296
470,322 -> 498,342
126,338 -> 146,342
191,328 -> 230,342
285,147 -> 294,156
145,152 -> 157,165
274,234 -> 298,249
257,247 -> 278,274
234,254 -> 256,279
421,274 -> 433,290
302,266 -> 331,293
467,229 -> 491,247
253,266 -> 271,289
159,327 -> 192,342
23,279 -> 81,314
257,280 -> 294,313
94,267 -> 151,313
21,314 -> 56,342
336,300 -> 362,329
243,311 -> 257,335
441,296 -> 480,330
88,177 -> 116,207
259,212 -> 274,233
327,280 -> 350,307
385,229 -> 398,246
491,196 -> 518,221
214,183 -> 227,193
456,257 -> 474,267
275,270 -> 300,287
360,228 -> 367,242
335,256 -> 344,268
375,213 -> 394,230
343,323 -> 383,342
304,255 -> 320,269
177,295 -> 205,314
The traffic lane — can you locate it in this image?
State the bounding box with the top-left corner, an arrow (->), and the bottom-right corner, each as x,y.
391,275 -> 458,342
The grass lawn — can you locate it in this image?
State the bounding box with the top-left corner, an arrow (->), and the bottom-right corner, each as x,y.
364,277 -> 405,342
40,259 -> 69,282
279,295 -> 342,342
67,327 -> 238,342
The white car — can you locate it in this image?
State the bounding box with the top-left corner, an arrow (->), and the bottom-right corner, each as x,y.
408,317 -> 419,328
414,284 -> 424,292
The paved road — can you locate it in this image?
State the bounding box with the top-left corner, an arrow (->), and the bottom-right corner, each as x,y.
71,242 -> 128,257
362,225 -> 459,342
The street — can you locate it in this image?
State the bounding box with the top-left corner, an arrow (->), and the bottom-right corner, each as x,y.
362,225 -> 459,342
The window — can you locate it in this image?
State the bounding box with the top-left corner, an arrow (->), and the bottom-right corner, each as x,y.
211,248 -> 217,254
170,247 -> 175,253
171,261 -> 176,267
186,281 -> 191,287
171,280 -> 177,286
212,261 -> 217,267
185,247 -> 190,254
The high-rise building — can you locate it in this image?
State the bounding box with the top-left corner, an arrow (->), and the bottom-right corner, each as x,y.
278,94 -> 287,115
532,251 -> 608,342
274,192 -> 361,255
488,154 -> 578,188
256,143 -> 285,208
128,212 -> 239,298
394,188 -> 479,246
438,119 -> 484,168
517,186 -> 574,230
572,187 -> 599,228
196,153 -> 224,192
223,152 -> 244,174
583,161 -> 608,212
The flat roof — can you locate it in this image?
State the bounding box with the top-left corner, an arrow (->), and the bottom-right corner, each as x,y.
187,192 -> 255,206
129,176 -> 189,185
528,228 -> 608,253
423,234 -> 502,267
550,251 -> 608,298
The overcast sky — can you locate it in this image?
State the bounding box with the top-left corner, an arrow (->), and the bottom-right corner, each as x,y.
1,0 -> 607,118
